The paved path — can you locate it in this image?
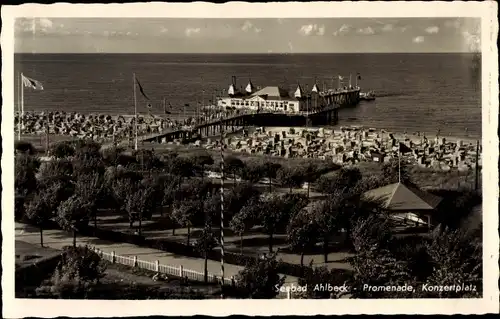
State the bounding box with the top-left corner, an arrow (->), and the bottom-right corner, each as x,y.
15,222 -> 298,286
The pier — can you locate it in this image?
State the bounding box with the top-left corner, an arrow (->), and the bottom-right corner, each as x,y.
124,85 -> 360,145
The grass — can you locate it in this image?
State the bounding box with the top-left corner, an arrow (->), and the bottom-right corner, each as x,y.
97,262 -> 221,299
15,240 -> 60,269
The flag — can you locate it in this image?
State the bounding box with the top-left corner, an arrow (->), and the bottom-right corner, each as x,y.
22,74 -> 43,90
147,103 -> 152,109
338,75 -> 344,80
135,77 -> 150,100
357,73 -> 362,80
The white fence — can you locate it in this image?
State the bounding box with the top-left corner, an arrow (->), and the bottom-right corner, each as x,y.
91,247 -> 234,287
90,246 -> 292,299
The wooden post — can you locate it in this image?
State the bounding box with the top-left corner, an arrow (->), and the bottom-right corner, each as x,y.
133,256 -> 138,267
155,260 -> 160,272
179,265 -> 184,277
111,251 -> 116,263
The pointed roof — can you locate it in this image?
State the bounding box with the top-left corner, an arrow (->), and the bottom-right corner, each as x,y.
251,86 -> 290,98
228,84 -> 236,96
245,79 -> 255,94
362,182 -> 443,211
312,83 -> 319,93
294,84 -> 303,98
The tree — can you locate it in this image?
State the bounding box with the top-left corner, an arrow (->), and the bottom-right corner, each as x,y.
421,227 -> 482,298
297,266 -> 348,299
259,195 -> 290,252
262,161 -> 282,193
160,175 -> 181,232
240,162 -> 265,184
235,253 -> 285,299
172,199 -> 202,246
56,195 -> 93,247
36,246 -> 107,299
15,141 -> 36,155
125,183 -> 156,236
225,156 -> 245,185
194,226 -> 218,283
192,153 -> 214,183
311,200 -> 339,263
276,166 -> 305,193
287,209 -> 318,267
315,167 -> 362,196
24,182 -> 63,247
111,177 -> 137,223
303,163 -> 320,198
382,158 -> 411,184
168,156 -> 195,184
347,215 -> 412,298
73,140 -> 102,160
229,204 -> 257,254
74,172 -> 105,228
15,154 -> 39,197
51,141 -> 75,159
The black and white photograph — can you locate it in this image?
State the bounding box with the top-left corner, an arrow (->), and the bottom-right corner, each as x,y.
2,2 -> 498,316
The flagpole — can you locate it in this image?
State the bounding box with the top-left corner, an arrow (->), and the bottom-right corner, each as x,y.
133,73 -> 138,151
20,72 -> 24,140
17,73 -> 21,140
349,74 -> 352,88
398,140 -> 401,183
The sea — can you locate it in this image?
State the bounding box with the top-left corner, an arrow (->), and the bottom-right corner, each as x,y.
14,53 -> 481,139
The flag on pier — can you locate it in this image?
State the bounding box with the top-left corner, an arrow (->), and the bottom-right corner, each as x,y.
357,73 -> 362,80
22,74 -> 44,90
338,75 -> 344,80
135,77 -> 150,100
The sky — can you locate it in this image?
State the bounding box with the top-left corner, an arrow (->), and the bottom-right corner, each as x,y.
14,17 -> 481,54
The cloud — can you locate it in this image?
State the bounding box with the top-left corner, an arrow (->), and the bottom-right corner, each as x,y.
462,31 -> 480,52
16,18 -> 58,34
317,25 -> 325,36
299,24 -> 326,36
332,24 -> 351,36
39,18 -> 53,30
425,26 -> 439,34
444,19 -> 461,29
381,24 -> 393,32
277,18 -> 284,25
357,27 -> 375,35
412,36 -> 425,43
185,27 -> 201,37
400,26 -> 409,33
160,27 -> 168,33
241,20 -> 262,33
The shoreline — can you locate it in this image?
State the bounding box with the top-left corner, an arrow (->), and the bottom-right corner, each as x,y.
15,111 -> 481,147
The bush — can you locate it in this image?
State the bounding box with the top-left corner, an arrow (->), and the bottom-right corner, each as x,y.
15,141 -> 36,155
36,246 -> 106,299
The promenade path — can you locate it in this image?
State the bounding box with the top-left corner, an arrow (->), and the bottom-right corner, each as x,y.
15,222 -> 299,287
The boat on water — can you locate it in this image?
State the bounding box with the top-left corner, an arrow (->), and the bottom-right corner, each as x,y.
360,91 -> 376,101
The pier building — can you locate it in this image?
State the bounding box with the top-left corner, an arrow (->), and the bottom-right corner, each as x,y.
217,77 -> 360,114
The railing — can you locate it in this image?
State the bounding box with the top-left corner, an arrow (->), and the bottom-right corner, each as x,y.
90,246 -> 234,286
90,246 -> 294,298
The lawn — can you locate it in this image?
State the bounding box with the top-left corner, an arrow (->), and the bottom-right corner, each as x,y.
15,240 -> 60,269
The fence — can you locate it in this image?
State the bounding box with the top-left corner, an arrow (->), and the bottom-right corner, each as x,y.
90,246 -> 292,299
91,246 -> 234,287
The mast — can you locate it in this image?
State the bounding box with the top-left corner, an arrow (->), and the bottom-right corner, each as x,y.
20,72 -> 25,140
398,140 -> 401,183
219,88 -> 225,295
17,73 -> 21,140
133,73 -> 138,151
475,140 -> 480,190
